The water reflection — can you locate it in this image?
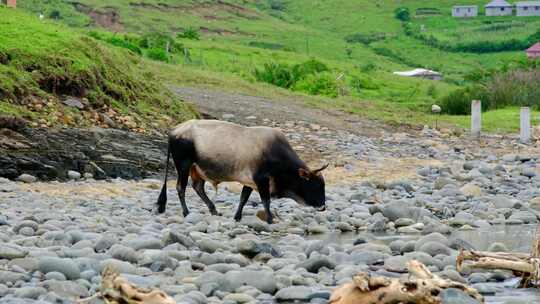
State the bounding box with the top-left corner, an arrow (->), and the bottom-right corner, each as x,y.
303,224 -> 540,304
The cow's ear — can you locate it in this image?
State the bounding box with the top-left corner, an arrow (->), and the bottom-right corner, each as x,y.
298,168 -> 311,180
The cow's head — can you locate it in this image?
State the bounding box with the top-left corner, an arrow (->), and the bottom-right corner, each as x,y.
288,163 -> 328,211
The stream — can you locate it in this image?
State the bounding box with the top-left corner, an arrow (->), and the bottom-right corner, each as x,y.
307,224 -> 540,304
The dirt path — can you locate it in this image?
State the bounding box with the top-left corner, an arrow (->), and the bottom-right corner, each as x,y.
172,87 -> 392,137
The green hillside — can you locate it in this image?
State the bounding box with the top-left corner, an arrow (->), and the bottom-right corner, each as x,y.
9,0 -> 540,132
0,6 -> 197,131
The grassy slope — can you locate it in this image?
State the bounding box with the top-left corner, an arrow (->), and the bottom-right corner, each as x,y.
14,0 -> 540,132
0,7 -> 197,130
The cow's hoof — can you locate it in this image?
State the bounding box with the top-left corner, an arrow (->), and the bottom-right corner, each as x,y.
234,215 -> 242,222
182,211 -> 189,217
211,211 -> 222,216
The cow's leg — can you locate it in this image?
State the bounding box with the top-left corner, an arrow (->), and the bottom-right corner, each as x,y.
192,178 -> 220,216
234,186 -> 253,222
174,160 -> 191,217
254,177 -> 273,224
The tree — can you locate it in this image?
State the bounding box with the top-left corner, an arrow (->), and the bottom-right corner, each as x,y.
394,7 -> 410,21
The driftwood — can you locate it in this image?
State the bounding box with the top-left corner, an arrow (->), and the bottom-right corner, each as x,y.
329,260 -> 484,304
457,227 -> 540,288
77,266 -> 176,304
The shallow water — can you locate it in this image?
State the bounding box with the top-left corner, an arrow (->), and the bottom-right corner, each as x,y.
307,224 -> 540,304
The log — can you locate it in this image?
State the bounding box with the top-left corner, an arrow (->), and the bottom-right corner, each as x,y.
329,260 -> 484,304
457,249 -> 540,287
77,266 -> 176,304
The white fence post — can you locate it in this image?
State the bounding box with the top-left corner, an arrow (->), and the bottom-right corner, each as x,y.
471,100 -> 481,138
520,107 -> 531,144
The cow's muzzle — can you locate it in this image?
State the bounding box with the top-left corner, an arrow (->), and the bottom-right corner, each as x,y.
317,206 -> 326,212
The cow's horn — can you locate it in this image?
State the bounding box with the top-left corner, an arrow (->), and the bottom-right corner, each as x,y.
313,163 -> 329,173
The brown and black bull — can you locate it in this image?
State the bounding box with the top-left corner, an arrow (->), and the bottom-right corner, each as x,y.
156,120 -> 328,224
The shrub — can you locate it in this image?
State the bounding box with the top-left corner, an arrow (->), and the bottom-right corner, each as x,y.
439,86 -> 489,115
253,62 -> 295,88
49,10 -> 61,19
394,7 -> 410,22
293,72 -> 338,97
344,32 -> 386,45
140,33 -> 182,54
268,0 -> 286,11
291,59 -> 329,80
349,75 -> 379,92
249,41 -> 286,50
178,27 -> 200,40
146,48 -> 170,62
105,36 -> 142,54
360,63 -> 377,72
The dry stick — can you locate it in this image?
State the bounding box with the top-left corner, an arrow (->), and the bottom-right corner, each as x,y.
457,225 -> 540,288
76,266 -> 176,304
329,260 -> 483,304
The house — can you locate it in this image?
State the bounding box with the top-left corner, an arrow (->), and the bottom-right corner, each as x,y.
452,5 -> 479,17
393,69 -> 443,81
485,0 -> 513,16
516,1 -> 540,16
526,43 -> 540,58
2,0 -> 16,8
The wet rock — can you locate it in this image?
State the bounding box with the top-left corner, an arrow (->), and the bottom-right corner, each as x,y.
0,244 -> 28,260
38,257 -> 80,280
67,170 -> 81,180
275,286 -> 313,301
223,270 -> 277,294
440,288 -> 481,304
296,256 -> 335,273
17,174 -> 36,183
13,287 -> 47,299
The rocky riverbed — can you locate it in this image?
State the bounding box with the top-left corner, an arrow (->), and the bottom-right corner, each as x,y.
1,144 -> 540,303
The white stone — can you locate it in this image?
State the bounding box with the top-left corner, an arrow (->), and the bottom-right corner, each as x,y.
67,171 -> 81,180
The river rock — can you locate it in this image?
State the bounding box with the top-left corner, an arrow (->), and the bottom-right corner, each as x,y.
275,286 -> 313,301
0,244 -> 27,260
223,270 -> 277,294
296,256 -> 335,273
38,257 -> 80,280
17,174 -> 36,183
440,288 -> 481,304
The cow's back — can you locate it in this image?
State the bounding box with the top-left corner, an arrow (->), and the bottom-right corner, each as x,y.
169,120 -> 286,185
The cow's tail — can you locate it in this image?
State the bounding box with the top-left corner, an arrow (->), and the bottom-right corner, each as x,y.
156,141 -> 171,214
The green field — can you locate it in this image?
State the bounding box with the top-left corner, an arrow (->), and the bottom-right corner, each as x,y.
6,0 -> 540,132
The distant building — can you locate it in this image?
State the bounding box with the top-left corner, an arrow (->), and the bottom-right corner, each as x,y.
516,1 -> 540,16
393,69 -> 443,81
3,0 -> 16,8
452,5 -> 479,17
526,43 -> 540,58
485,0 -> 513,16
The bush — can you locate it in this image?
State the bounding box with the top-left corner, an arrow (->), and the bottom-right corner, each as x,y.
293,72 -> 338,97
178,27 -> 200,40
146,48 -> 170,62
105,36 -> 142,54
360,63 -> 377,72
344,32 -> 386,45
349,75 -> 379,92
291,59 -> 329,80
394,7 -> 410,22
268,0 -> 286,11
253,62 -> 295,88
439,86 -> 489,115
140,33 -> 182,54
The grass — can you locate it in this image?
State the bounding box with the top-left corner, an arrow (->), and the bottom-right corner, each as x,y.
0,7 -> 197,130
10,0 -> 540,133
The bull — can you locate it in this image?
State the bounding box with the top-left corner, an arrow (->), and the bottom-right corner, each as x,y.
156,119 -> 327,224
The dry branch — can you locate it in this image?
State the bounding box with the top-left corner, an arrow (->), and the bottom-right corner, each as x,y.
77,266 -> 176,304
329,260 -> 484,304
457,226 -> 540,288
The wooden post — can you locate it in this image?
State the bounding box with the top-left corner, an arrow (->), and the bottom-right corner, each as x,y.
521,107 -> 531,144
471,100 -> 481,138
